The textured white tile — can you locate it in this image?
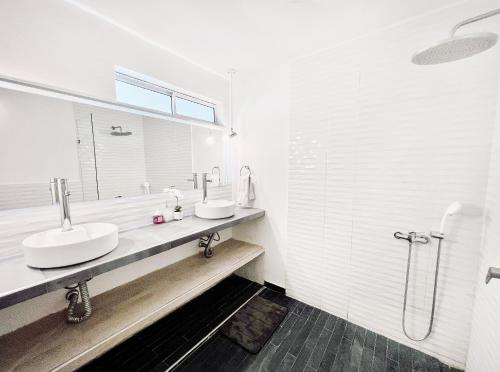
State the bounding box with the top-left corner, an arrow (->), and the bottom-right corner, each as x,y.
287,1 -> 500,367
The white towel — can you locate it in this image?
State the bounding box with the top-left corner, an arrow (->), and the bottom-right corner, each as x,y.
237,174 -> 255,208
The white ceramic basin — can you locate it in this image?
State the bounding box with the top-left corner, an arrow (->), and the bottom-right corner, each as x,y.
22,223 -> 119,268
195,200 -> 235,219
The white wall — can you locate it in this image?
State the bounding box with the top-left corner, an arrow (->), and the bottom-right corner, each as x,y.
466,70 -> 500,372
0,0 -> 227,106
143,117 -> 193,193
0,88 -> 80,184
232,65 -> 290,288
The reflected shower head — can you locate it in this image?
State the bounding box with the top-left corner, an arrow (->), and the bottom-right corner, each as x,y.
439,201 -> 463,233
412,8 -> 500,65
229,128 -> 238,138
110,126 -> 132,136
412,33 -> 497,65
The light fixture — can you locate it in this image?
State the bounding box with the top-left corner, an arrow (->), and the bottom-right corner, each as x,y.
227,68 -> 238,138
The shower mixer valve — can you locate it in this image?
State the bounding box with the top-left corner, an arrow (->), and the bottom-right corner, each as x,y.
393,231 -> 429,244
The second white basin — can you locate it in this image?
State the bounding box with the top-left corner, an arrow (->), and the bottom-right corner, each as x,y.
22,223 -> 119,268
195,200 -> 235,219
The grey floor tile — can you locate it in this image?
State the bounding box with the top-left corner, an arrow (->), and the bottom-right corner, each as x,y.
344,322 -> 357,341
331,337 -> 353,372
267,314 -> 308,371
293,302 -> 306,315
325,313 -> 338,331
387,339 -> 399,362
386,358 -> 400,372
301,305 -> 314,320
307,327 -> 333,370
412,349 -> 429,372
271,313 -> 299,347
374,334 -> 387,362
348,334 -> 364,372
359,346 -> 375,372
288,318 -> 316,356
318,319 -> 347,372
399,344 -> 412,372
371,356 -> 385,372
277,352 -> 297,372
438,362 -> 450,372
364,330 -> 376,350
246,341 -> 278,372
291,311 -> 329,371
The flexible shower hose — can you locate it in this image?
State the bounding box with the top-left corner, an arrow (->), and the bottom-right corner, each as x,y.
402,235 -> 443,341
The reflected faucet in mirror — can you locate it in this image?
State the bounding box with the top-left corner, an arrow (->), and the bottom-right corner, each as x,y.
212,166 -> 221,186
201,173 -> 212,203
187,173 -> 199,190
50,178 -> 72,231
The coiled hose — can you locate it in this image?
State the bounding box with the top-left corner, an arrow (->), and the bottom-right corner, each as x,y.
65,281 -> 92,323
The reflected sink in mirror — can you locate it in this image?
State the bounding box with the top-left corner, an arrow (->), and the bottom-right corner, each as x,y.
195,200 -> 235,219
22,223 -> 118,268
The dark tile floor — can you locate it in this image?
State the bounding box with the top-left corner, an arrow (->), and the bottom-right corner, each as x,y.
78,275 -> 262,372
79,275 -> 463,372
176,288 -> 463,372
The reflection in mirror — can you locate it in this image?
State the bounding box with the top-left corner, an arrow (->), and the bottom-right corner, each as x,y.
0,86 -> 228,210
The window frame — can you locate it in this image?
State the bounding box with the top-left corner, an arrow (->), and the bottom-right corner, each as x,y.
115,72 -> 219,125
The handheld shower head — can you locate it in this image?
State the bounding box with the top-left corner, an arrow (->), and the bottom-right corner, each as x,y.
439,201 -> 462,233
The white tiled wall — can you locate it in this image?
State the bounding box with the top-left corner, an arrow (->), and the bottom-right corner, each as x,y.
466,71 -> 500,372
143,117 -> 193,193
287,1 -> 500,367
74,104 -> 148,200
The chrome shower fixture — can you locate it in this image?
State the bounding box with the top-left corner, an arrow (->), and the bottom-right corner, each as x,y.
438,201 -> 462,233
394,201 -> 462,341
110,125 -> 132,136
412,8 -> 500,65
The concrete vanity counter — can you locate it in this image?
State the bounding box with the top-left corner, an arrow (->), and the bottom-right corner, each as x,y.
0,207 -> 265,309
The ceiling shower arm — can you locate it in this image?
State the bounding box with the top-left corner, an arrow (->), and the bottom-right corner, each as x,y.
450,8 -> 500,36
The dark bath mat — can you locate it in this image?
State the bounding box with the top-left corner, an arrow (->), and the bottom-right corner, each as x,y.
220,294 -> 288,354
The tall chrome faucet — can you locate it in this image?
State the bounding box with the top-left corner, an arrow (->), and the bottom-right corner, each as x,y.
201,173 -> 212,203
50,178 -> 72,231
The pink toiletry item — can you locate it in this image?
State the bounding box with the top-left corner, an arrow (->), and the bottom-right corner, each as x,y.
153,213 -> 165,224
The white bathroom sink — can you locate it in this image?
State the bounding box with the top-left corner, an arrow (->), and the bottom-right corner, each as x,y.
22,223 -> 119,268
195,200 -> 235,219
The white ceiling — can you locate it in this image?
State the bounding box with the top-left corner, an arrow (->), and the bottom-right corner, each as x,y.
69,0 -> 461,75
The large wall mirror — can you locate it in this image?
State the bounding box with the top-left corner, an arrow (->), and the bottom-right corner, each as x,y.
0,84 -> 228,210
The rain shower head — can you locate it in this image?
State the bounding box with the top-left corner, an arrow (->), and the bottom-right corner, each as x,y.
412,8 -> 500,65
110,126 -> 132,136
412,32 -> 497,65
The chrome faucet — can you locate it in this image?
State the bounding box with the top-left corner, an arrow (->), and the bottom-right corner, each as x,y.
201,173 -> 212,203
187,172 -> 198,190
211,166 -> 221,186
50,178 -> 72,231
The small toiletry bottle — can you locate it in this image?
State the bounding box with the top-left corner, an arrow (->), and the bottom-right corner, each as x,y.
153,210 -> 165,224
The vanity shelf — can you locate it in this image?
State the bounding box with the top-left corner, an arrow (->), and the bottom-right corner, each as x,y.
0,208 -> 265,310
0,239 -> 264,371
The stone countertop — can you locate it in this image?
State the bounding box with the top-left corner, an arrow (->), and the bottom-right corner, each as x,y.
0,208 -> 265,309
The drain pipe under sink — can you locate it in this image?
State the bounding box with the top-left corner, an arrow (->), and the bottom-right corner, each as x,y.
65,280 -> 92,323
